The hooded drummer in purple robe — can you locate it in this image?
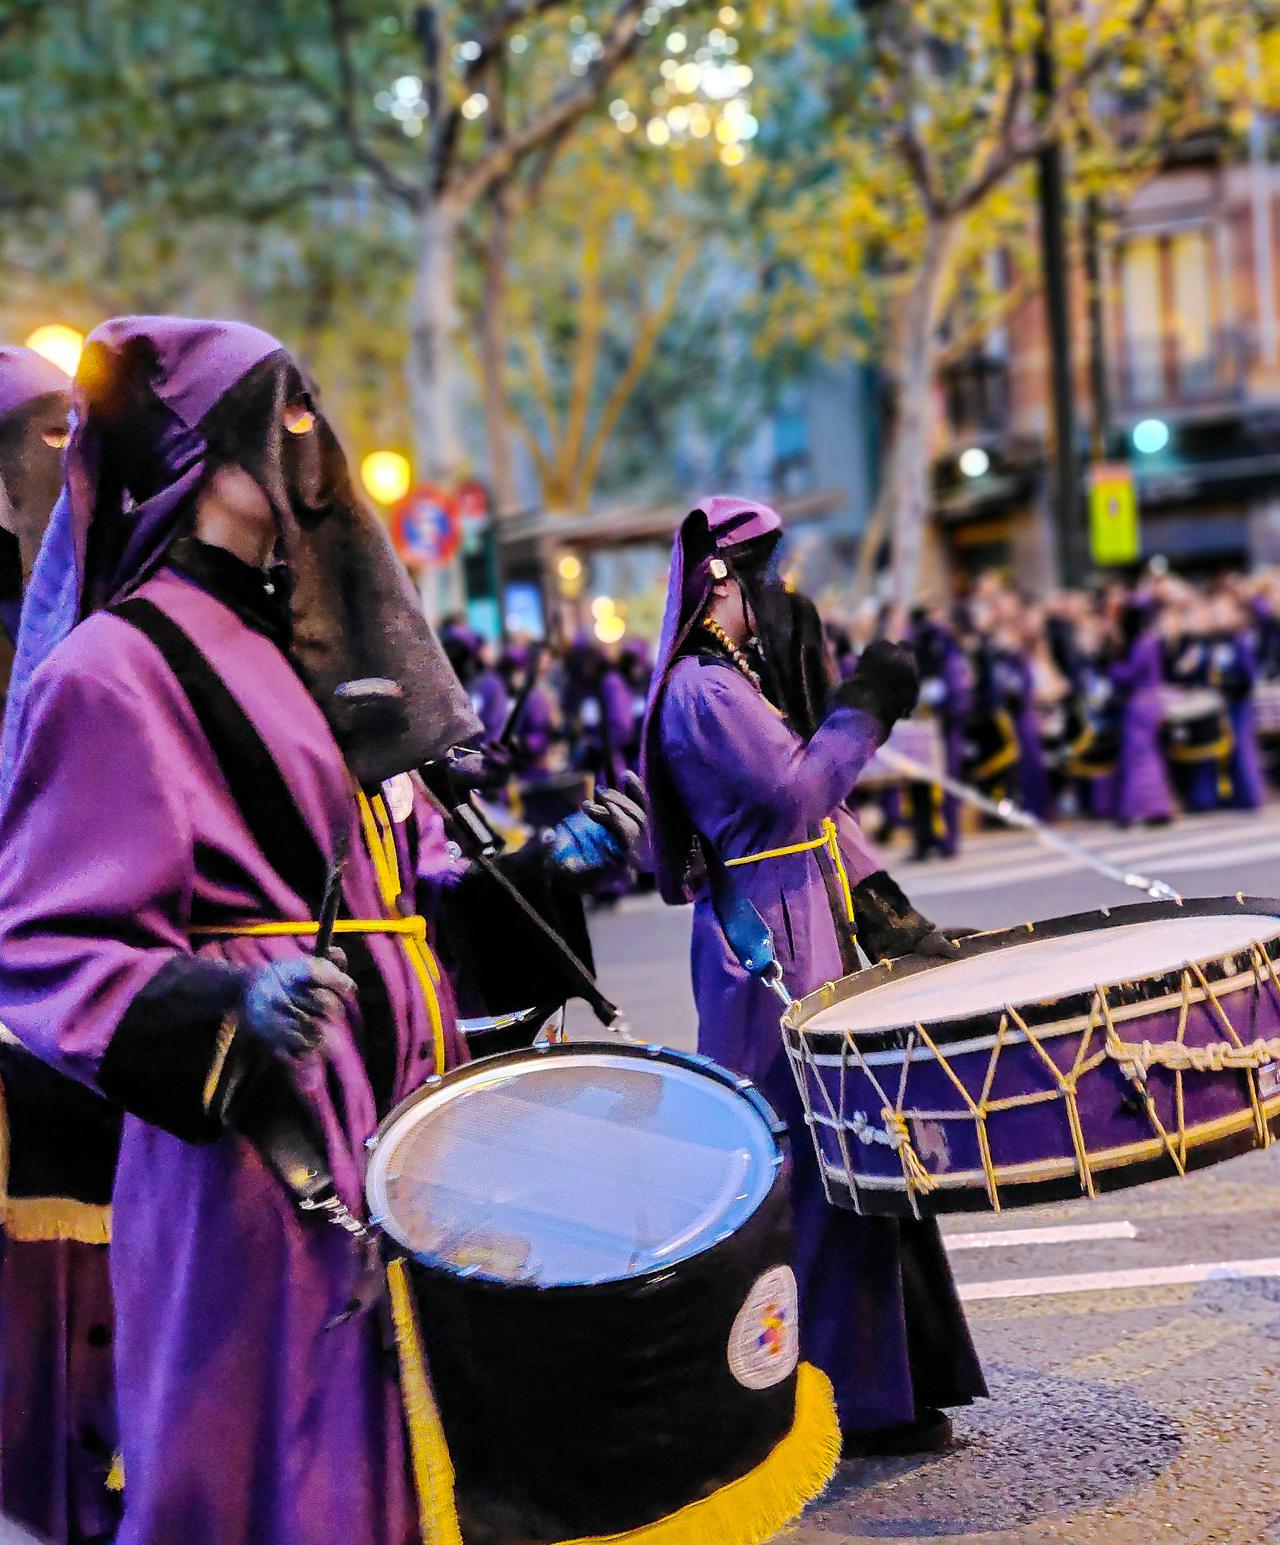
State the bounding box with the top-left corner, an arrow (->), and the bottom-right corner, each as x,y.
1109,599 -> 1175,826
0,346 -> 122,1544
0,317 -> 645,1545
642,498 -> 985,1453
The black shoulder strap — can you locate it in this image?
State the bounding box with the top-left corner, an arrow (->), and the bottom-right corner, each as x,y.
108,595 -> 399,1116
110,597 -> 329,908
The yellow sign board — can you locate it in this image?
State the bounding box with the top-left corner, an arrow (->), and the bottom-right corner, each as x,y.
1088,463 -> 1140,565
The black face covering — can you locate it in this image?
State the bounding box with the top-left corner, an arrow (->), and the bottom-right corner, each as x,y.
197,356 -> 481,785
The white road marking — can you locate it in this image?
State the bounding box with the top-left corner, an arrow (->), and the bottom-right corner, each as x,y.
944,1220 -> 1137,1251
959,1255 -> 1280,1301
906,837 -> 1280,897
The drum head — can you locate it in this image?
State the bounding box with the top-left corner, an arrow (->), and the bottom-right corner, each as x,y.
806,910 -> 1280,1035
367,1047 -> 781,1288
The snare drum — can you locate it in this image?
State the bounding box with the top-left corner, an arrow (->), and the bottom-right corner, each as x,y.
784,898 -> 1280,1217
366,1042 -> 839,1542
1162,686 -> 1232,762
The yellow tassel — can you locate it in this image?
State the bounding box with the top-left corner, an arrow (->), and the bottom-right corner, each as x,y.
386,1257 -> 464,1545
106,1451 -> 125,1493
551,1363 -> 841,1545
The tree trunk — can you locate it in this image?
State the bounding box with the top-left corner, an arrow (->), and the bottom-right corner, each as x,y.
860,219 -> 955,607
409,193 -> 467,613
480,186 -> 520,518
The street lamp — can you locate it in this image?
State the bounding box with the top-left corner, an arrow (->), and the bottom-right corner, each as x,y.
360,450 -> 412,506
1132,418 -> 1170,455
24,324 -> 84,378
958,446 -> 991,478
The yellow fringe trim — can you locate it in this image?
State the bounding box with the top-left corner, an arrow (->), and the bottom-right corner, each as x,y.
0,1072 -> 112,1244
106,1451 -> 125,1493
2,1197 -> 111,1245
552,1363 -> 841,1545
386,1257 -> 463,1545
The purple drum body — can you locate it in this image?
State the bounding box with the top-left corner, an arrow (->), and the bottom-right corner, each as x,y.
784,898 -> 1280,1216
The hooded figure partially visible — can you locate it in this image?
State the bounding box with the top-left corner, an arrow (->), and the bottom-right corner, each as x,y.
0,316 -> 491,1545
642,497 -> 985,1450
0,345 -> 124,1545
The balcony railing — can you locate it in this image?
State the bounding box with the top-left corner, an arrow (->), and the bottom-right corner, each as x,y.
1110,327 -> 1251,414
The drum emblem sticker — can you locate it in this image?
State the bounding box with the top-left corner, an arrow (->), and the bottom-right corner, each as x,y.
728,1266 -> 799,1390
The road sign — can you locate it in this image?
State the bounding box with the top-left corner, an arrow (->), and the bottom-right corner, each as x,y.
388,484 -> 460,570
1088,463 -> 1140,565
455,477 -> 491,524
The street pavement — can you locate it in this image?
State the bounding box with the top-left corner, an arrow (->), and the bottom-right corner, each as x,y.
567,803 -> 1280,1543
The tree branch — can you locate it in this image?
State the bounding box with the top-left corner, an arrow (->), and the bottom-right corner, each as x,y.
573,245 -> 696,507
324,0 -> 421,206
450,0 -> 649,209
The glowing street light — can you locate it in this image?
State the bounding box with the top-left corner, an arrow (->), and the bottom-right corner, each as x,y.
557,553 -> 583,582
360,450 -> 412,506
594,612 -> 627,644
24,324 -> 84,378
1132,418 -> 1170,455
959,446 -> 991,478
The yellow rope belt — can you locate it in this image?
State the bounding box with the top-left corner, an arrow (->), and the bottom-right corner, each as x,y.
725,816 -> 855,927
190,788 -> 447,1075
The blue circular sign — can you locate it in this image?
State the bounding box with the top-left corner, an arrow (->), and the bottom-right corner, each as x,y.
390,484 -> 460,569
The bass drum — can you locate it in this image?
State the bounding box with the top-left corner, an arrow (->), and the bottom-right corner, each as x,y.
784,897 -> 1280,1217
366,1042 -> 827,1543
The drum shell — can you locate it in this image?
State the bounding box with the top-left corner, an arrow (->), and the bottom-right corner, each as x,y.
406,1138 -> 795,1540
786,898 -> 1280,1216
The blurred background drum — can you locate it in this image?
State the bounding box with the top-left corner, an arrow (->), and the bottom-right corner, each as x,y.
784,898 -> 1280,1217
367,1042 -> 835,1543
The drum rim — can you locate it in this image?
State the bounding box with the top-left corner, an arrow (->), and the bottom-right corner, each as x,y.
364,1039 -> 788,1291
786,894 -> 1280,1051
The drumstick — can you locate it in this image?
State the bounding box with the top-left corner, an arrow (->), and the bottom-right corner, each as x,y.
314,831 -> 349,960
876,745 -> 1183,903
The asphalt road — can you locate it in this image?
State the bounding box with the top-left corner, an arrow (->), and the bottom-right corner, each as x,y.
567,803 -> 1280,1543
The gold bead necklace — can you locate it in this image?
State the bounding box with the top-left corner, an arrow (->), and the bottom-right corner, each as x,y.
701,617 -> 762,692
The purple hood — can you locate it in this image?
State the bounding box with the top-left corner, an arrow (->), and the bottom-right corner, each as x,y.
641,496 -> 783,904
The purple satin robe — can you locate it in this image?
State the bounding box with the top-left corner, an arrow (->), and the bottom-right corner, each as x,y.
658,658 -> 985,1432
0,1237 -> 117,1542
0,566 -> 464,1545
469,668 -> 510,744
1109,634 -> 1174,825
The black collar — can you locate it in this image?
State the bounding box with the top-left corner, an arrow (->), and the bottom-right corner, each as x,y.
167,538 -> 292,649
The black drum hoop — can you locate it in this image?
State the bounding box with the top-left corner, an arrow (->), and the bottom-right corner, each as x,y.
786,895 -> 1280,1056
366,1039 -> 788,1294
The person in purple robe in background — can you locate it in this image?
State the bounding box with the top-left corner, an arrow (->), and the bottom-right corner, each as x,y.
1109,598 -> 1175,827
0,346 -> 122,1545
499,641 -> 557,779
907,609 -> 971,859
441,620 -> 510,743
0,317 -> 643,1545
642,497 -> 985,1457
617,639 -> 654,774
1208,594 -> 1266,810
564,636 -> 632,789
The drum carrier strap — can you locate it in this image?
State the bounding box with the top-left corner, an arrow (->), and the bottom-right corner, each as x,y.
110,596 -> 465,1545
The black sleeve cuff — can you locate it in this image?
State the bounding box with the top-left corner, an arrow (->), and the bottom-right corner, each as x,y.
436,843 -> 597,1018
99,957 -> 250,1143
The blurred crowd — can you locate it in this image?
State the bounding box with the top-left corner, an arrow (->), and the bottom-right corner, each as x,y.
441,566 -> 1280,874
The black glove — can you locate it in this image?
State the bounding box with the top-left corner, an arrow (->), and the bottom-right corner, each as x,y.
833,640 -> 920,735
851,870 -> 960,964
582,772 -> 649,867
241,956 -> 356,1059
